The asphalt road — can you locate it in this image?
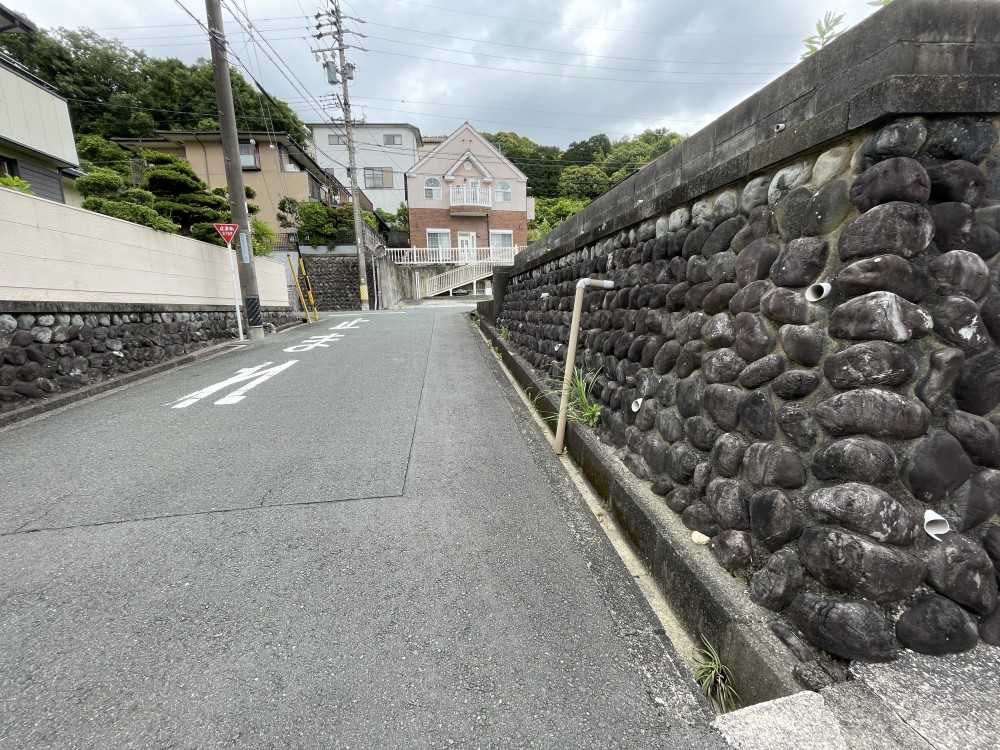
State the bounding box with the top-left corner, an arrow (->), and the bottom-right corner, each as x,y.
0,307 -> 722,749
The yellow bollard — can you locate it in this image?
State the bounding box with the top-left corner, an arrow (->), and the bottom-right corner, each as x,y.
288,256 -> 315,323
299,258 -> 320,321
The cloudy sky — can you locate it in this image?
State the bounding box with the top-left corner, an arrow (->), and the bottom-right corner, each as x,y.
9,0 -> 884,148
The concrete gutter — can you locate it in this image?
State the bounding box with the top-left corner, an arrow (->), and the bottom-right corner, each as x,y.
0,318 -> 307,430
476,316 -> 802,707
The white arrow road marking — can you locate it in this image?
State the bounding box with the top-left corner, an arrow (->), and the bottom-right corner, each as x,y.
168,361 -> 299,409
284,333 -> 345,352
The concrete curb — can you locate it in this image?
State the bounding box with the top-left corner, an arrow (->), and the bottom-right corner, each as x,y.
0,320 -> 307,431
475,315 -> 802,707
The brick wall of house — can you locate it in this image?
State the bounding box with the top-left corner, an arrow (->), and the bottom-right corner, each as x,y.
408,208 -> 528,248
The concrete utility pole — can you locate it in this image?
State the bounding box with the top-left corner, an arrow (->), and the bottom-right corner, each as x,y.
205,0 -> 265,339
324,0 -> 369,311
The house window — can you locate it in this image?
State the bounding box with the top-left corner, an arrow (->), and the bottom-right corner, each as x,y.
424,177 -> 442,200
490,230 -> 514,248
495,181 -> 512,202
239,142 -> 259,169
426,229 -> 451,249
383,134 -> 402,146
328,134 -> 348,146
364,167 -> 393,189
277,145 -> 302,173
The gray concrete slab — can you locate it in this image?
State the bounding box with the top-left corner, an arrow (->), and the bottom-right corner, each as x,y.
711,691 -> 846,750
0,308 -> 720,749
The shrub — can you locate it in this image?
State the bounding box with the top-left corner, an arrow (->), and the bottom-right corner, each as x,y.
0,175 -> 33,194
82,197 -> 179,233
75,167 -> 126,198
120,188 -> 156,205
143,167 -> 204,196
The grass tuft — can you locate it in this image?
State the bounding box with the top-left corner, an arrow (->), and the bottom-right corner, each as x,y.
694,635 -> 741,713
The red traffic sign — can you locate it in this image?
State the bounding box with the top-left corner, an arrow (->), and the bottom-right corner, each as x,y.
213,223 -> 239,244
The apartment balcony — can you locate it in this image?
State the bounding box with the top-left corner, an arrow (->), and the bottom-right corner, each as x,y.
449,185 -> 492,216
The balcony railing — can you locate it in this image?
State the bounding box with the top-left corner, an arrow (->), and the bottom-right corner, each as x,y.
385,245 -> 522,265
449,185 -> 492,208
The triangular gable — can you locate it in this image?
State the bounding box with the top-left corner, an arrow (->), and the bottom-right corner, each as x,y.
443,151 -> 493,183
405,121 -> 529,182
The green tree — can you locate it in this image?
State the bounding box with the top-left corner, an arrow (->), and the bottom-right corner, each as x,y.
562,134 -> 611,165
277,196 -> 357,246
602,128 -> 683,176
557,164 -> 610,200
528,197 -> 589,242
375,202 -> 409,231
482,131 -> 563,198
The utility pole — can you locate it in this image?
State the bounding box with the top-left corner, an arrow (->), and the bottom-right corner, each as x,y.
205,0 -> 265,339
316,0 -> 369,311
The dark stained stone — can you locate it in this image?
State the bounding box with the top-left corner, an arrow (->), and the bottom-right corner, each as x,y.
982,608 -> 1000,648
896,596 -> 979,656
750,550 -> 805,611
778,406 -> 819,450
838,201 -> 934,261
666,442 -> 700,485
735,238 -> 782,287
854,117 -> 927,170
828,292 -> 933,342
710,530 -> 754,570
706,478 -> 751,531
837,255 -> 935,303
801,180 -> 850,237
798,527 -> 926,602
624,453 -> 649,480
676,312 -> 710,344
904,431 -> 976,503
740,177 -> 771,216
701,348 -> 746,384
729,280 -> 770,314
686,282 -> 716,312
731,205 -> 773,254
917,347 -> 965,410
773,186 -> 812,241
931,250 -> 991,299
745,443 -> 807,488
760,288 -> 810,325
692,462 -> 712,494
703,384 -> 743,431
703,216 -> 747,257
946,469 -> 1000,532
738,353 -> 786,388
770,237 -> 829,288
681,223 -> 712,258
701,313 -> 735,349
807,483 -> 918,545
640,335 -> 665,368
665,282 -> 691,311
675,341 -> 704,379
749,489 -> 803,551
685,416 -> 722,451
947,411 -> 1000,468
984,525 -> 1000,575
927,160 -> 987,207
931,202 -> 976,253
777,325 -> 826,367
739,390 -> 776,440
815,389 -> 930,439
642,433 -> 670,474
954,348 -> 1000,415
686,255 -> 709,284
923,532 -> 998,616
635,399 -> 658,431
981,295 -> 1000,344
653,340 -> 681,375
850,157 -> 931,212
682,503 -> 721,537
664,486 -> 697,514
656,408 -> 684,442
823,341 -> 916,389
933,296 -> 991,355
657,375 -> 677,407
789,593 -> 898,662
811,437 -> 898,484
702,283 -> 740,315
651,476 -> 674,497
771,370 -> 820,400
710,433 -> 748,478
922,118 -> 998,164
676,378 -> 704,419
733,312 -> 774,363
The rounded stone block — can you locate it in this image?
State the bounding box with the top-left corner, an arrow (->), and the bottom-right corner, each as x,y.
806,482 -> 918,544
849,157 -> 931,212
749,488 -> 803,551
815,389 -> 930,440
828,292 -> 933,343
838,201 -> 934,262
823,341 -> 916,389
789,593 -> 898,662
811,437 -> 898,485
750,549 -> 805,611
896,595 -> 979,656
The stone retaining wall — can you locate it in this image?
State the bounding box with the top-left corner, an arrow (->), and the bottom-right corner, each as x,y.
301,255 -> 376,310
496,114 -> 1000,664
0,307 -> 300,415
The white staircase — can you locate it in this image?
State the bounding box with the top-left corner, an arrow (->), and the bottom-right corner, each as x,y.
422,259 -> 509,297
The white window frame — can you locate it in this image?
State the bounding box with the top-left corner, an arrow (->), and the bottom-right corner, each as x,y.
328,133 -> 348,146
424,177 -> 442,200
489,230 -> 514,248
426,229 -> 451,249
383,133 -> 402,146
364,167 -> 394,189
495,180 -> 512,202
238,142 -> 259,170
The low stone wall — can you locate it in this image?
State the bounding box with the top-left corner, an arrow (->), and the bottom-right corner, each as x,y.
0,306 -> 300,415
300,255 -> 376,310
497,113 -> 1000,664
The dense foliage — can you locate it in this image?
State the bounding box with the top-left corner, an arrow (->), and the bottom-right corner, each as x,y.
0,26 -> 309,143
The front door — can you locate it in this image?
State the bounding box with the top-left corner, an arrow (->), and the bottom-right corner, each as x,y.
458,232 -> 476,263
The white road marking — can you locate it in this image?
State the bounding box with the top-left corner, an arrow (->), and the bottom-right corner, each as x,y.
169,361 -> 299,408
283,333 -> 345,352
